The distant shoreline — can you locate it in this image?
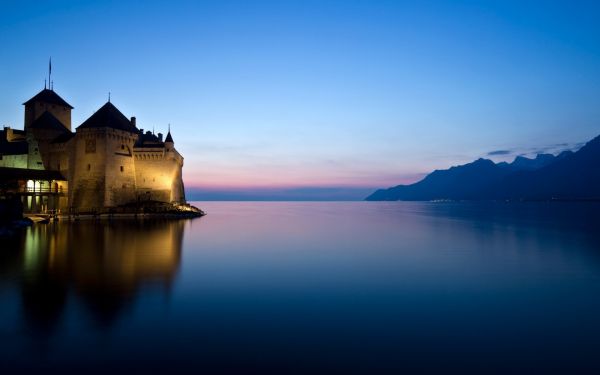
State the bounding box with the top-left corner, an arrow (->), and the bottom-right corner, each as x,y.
366,198 -> 600,203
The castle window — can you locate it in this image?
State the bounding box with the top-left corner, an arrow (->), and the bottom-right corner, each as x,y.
120,166 -> 124,172
85,139 -> 96,153
121,145 -> 125,150
87,164 -> 91,171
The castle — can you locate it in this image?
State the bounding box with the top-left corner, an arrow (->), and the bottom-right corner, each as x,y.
0,84 -> 188,214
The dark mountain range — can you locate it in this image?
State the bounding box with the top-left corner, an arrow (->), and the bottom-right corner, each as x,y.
366,135 -> 599,201
496,151 -> 573,171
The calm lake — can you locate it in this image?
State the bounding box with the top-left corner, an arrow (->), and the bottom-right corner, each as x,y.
1,201 -> 600,373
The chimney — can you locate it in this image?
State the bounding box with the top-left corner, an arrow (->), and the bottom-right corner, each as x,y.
131,116 -> 136,127
158,133 -> 163,142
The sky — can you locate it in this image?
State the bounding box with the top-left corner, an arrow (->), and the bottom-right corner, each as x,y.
1,0 -> 599,200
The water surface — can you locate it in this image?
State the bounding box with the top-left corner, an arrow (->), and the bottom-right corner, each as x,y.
1,201 -> 600,373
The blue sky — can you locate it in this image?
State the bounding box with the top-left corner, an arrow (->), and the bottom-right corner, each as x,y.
1,0 -> 599,199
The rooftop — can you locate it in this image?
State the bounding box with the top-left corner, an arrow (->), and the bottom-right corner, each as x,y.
23,88 -> 74,109
29,111 -> 70,132
0,139 -> 28,155
134,131 -> 165,148
77,102 -> 138,133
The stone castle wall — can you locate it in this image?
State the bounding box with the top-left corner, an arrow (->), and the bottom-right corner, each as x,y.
170,150 -> 186,204
49,140 -> 72,178
102,130 -> 138,207
0,154 -> 28,168
69,128 -> 108,211
134,148 -> 185,203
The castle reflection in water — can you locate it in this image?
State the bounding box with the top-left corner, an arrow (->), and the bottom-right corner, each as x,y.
1,219 -> 186,333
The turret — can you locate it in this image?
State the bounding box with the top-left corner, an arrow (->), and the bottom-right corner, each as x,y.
164,130 -> 174,151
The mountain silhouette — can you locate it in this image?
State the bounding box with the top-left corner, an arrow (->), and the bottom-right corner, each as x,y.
366,135 -> 599,201
366,158 -> 511,201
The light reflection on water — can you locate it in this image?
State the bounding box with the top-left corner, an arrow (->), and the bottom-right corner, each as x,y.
4,220 -> 184,334
1,201 -> 600,373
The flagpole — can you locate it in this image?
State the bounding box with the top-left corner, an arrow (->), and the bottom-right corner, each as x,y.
48,57 -> 52,90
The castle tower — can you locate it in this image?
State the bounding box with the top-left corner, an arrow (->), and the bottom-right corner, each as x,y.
23,88 -> 73,131
21,86 -> 73,170
69,101 -> 139,212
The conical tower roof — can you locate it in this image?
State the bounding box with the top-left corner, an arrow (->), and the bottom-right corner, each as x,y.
23,88 -> 73,109
77,102 -> 138,133
29,111 -> 70,132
